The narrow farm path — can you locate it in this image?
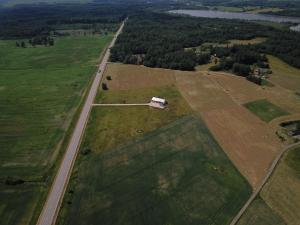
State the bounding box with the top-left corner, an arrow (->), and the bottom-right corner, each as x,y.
92,103 -> 149,106
36,20 -> 126,225
230,141 -> 300,225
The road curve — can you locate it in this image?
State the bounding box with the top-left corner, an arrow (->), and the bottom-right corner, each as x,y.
36,20 -> 126,225
230,141 -> 300,225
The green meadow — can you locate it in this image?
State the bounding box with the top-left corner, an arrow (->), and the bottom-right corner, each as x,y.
0,34 -> 112,225
244,99 -> 290,122
58,115 -> 251,225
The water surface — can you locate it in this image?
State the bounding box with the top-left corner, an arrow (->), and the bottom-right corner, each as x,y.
170,9 -> 300,31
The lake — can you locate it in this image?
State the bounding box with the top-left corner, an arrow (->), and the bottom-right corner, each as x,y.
169,9 -> 300,32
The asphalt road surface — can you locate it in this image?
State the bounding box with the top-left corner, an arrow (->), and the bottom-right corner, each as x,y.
36,20 -> 126,225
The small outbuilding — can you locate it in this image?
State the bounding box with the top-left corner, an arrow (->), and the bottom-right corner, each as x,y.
149,97 -> 167,109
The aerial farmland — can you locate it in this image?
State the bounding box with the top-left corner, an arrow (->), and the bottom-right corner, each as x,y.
1,1 -> 300,225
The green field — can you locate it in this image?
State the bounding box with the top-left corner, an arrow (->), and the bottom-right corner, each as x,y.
244,99 -> 290,122
237,197 -> 285,225
268,55 -> 300,93
0,35 -> 112,225
58,115 -> 251,225
239,147 -> 300,225
260,147 -> 300,225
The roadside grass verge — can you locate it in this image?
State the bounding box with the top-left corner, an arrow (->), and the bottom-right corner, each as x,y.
244,99 -> 290,122
0,34 -> 112,225
58,115 -> 251,225
237,197 -> 285,225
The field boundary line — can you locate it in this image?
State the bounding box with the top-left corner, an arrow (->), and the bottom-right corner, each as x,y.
230,141 -> 300,225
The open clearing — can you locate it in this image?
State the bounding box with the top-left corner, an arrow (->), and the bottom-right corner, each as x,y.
244,99 -> 290,122
58,116 -> 251,225
0,35 -> 112,225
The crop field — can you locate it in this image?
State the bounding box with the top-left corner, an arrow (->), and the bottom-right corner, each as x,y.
244,99 -> 290,122
208,72 -> 300,114
0,35 -> 112,225
268,55 -> 300,93
175,71 -> 281,188
260,147 -> 300,225
58,116 -> 251,225
97,63 -> 176,104
237,197 -> 285,225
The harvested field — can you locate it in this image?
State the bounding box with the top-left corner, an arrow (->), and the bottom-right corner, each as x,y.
244,99 -> 290,122
237,197 -> 285,225
103,63 -> 175,91
204,72 -> 300,114
260,147 -> 300,225
58,116 -> 251,225
175,71 -> 281,188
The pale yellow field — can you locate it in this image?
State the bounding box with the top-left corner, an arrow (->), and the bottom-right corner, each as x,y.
175,71 -> 281,188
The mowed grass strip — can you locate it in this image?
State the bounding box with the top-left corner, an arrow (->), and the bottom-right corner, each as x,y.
237,197 -> 285,225
244,99 -> 289,122
58,116 -> 251,225
0,35 -> 112,225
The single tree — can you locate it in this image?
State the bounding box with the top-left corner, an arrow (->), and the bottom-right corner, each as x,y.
21,41 -> 26,48
102,83 -> 108,90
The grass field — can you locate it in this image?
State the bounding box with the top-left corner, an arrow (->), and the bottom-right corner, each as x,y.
0,35 -> 112,225
58,116 -> 251,225
89,87 -> 191,153
237,197 -> 285,225
244,99 -> 290,122
268,55 -> 300,93
260,147 -> 300,225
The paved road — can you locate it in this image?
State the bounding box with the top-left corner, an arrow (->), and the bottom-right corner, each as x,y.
230,141 -> 300,225
92,103 -> 149,106
36,20 -> 126,225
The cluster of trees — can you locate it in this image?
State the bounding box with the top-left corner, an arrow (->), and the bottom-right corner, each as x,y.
29,36 -> 54,46
110,12 -> 300,71
0,3 -> 135,39
110,12 -> 274,70
210,45 -> 268,76
15,36 -> 54,48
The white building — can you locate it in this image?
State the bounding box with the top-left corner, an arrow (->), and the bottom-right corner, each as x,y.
149,97 -> 167,109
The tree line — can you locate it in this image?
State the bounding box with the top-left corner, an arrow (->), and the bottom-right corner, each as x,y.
110,12 -> 300,70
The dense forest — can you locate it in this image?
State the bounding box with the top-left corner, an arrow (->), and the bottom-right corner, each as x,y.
110,12 -> 300,71
0,3 -> 136,38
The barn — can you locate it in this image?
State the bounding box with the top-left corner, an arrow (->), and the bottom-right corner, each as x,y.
149,97 -> 167,109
